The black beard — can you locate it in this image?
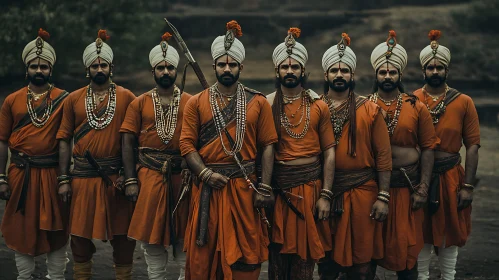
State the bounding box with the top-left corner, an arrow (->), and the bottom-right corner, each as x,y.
28,73 -> 49,86
425,74 -> 446,88
328,78 -> 350,92
377,79 -> 399,92
279,73 -> 301,88
155,73 -> 177,89
216,72 -> 239,87
91,72 -> 109,85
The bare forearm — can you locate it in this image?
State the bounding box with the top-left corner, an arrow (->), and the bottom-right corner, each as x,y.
185,152 -> 207,176
0,141 -> 8,174
58,139 -> 72,175
322,147 -> 335,191
260,144 -> 274,185
465,145 -> 479,185
420,149 -> 434,187
122,133 -> 138,179
377,171 -> 391,192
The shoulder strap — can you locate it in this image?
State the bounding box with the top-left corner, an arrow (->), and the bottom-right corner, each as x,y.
444,88 -> 462,106
73,105 -> 108,144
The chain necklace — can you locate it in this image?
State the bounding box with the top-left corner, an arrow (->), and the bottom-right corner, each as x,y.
85,83 -> 117,130
280,91 -> 311,139
283,93 -> 302,104
321,94 -> 349,144
152,86 -> 181,144
26,84 -> 54,127
215,83 -> 237,102
422,85 -> 449,124
370,92 -> 403,137
209,83 -> 246,156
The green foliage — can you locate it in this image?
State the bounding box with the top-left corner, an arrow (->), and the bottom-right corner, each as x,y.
0,1 -> 164,79
452,0 -> 499,33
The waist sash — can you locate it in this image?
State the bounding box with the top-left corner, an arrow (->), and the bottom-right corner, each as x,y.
10,149 -> 59,214
273,160 -> 322,189
72,155 -> 122,178
332,168 -> 376,215
390,162 -> 420,189
428,154 -> 461,215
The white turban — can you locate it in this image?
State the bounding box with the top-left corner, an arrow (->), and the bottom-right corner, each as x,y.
149,33 -> 180,68
22,29 -> 56,66
272,28 -> 308,67
370,30 -> 408,72
82,30 -> 114,67
211,20 -> 245,64
322,33 -> 356,72
419,30 -> 451,68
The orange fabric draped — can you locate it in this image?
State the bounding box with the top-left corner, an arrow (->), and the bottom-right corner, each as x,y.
271,98 -> 335,262
414,88 -> 480,247
329,100 -> 392,267
179,88 -> 278,280
0,87 -> 69,256
374,96 -> 438,271
120,91 -> 192,246
56,85 -> 136,240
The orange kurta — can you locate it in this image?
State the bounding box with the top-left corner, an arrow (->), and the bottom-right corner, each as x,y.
330,100 -> 392,267
120,90 -> 192,246
374,95 -> 438,271
56,85 -> 136,240
272,96 -> 335,262
414,88 -> 480,248
179,88 -> 278,280
0,87 -> 69,256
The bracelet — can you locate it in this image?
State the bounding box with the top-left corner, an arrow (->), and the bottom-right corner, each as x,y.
200,169 -> 214,183
378,190 -> 390,198
377,196 -> 389,203
198,168 -> 209,179
0,179 -> 8,185
0,173 -> 7,179
321,189 -> 334,197
320,193 -> 332,202
57,175 -> 71,182
463,183 -> 475,190
58,180 -> 70,186
258,183 -> 273,193
257,187 -> 272,195
124,179 -> 138,187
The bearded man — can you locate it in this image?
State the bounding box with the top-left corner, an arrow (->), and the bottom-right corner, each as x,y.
0,28 -> 70,280
120,32 -> 192,280
179,20 -> 278,280
316,33 -> 392,280
266,27 -> 336,280
56,30 -> 137,280
413,30 -> 480,280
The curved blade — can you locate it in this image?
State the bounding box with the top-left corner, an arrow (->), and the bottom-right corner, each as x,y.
164,18 -> 194,61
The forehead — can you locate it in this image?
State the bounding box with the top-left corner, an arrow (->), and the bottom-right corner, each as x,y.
377,62 -> 399,72
329,61 -> 350,70
279,57 -> 301,67
28,58 -> 50,66
215,55 -> 237,64
155,61 -> 173,68
90,57 -> 110,65
426,58 -> 445,67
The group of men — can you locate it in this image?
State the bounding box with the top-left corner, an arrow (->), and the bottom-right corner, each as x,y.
0,20 -> 480,280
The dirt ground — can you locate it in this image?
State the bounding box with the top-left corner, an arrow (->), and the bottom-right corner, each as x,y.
1,125 -> 498,279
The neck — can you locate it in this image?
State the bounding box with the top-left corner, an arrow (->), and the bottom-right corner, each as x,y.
157,84 -> 175,97
216,81 -> 238,96
424,83 -> 447,95
28,82 -> 50,94
378,87 -> 400,100
280,84 -> 303,97
90,79 -> 112,92
327,88 -> 350,101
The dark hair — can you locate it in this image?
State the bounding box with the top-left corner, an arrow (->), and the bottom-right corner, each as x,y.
324,79 -> 356,95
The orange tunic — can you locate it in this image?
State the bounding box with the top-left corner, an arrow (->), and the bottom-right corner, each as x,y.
374,95 -> 438,271
56,85 -> 136,240
120,91 -> 192,246
0,87 -> 69,256
179,88 -> 278,280
414,88 -> 480,247
330,100 -> 392,267
271,97 -> 335,262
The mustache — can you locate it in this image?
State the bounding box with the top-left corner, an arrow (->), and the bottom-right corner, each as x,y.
220,72 -> 235,79
282,73 -> 298,80
332,78 -> 347,84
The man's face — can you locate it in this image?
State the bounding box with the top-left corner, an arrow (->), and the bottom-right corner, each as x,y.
154,61 -> 177,89
213,55 -> 242,87
376,62 -> 400,92
277,57 -> 304,88
424,58 -> 447,88
27,58 -> 51,86
88,57 -> 112,85
325,62 -> 353,92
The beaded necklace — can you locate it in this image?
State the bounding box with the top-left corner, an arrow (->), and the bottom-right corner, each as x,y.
26,84 -> 54,127
152,85 -> 181,144
280,90 -> 311,139
209,83 -> 246,156
321,94 -> 349,144
370,92 -> 403,137
85,83 -> 117,130
422,85 -> 449,124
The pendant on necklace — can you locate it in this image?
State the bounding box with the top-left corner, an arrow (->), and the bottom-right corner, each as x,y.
98,96 -> 105,102
227,97 -> 232,102
432,98 -> 437,102
385,101 -> 392,106
34,96 -> 40,101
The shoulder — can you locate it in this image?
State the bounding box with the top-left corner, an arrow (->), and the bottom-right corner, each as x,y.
3,87 -> 27,104
66,87 -> 87,102
266,91 -> 276,105
244,86 -> 264,96
362,99 -> 382,119
115,85 -> 136,99
412,88 -> 424,97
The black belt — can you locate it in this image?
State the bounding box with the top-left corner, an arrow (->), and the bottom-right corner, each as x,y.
10,149 -> 59,214
390,162 -> 420,189
428,154 -> 461,215
273,160 -> 322,190
332,168 -> 376,215
72,152 -> 122,186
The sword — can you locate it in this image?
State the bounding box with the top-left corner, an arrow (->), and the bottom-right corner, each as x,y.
83,150 -> 117,188
164,18 -> 209,89
172,169 -> 192,215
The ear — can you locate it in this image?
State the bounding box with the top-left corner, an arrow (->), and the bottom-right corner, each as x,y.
302,67 -> 306,76
324,71 -> 328,81
239,64 -> 244,72
212,64 -> 216,71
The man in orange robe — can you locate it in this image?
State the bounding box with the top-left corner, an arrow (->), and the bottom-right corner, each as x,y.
120,32 -> 192,280
266,27 -> 336,280
369,31 -> 439,280
179,21 -> 278,280
56,30 -> 136,280
414,30 -> 480,280
0,28 -> 69,280
317,33 -> 392,280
